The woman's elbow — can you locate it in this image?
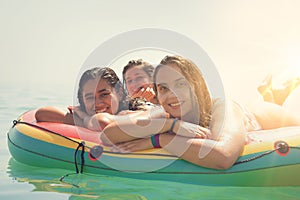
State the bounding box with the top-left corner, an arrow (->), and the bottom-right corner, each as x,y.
100,125 -> 117,145
35,107 -> 51,122
214,153 -> 237,170
99,132 -> 113,146
214,147 -> 242,170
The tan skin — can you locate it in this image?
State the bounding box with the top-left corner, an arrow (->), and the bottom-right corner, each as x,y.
36,78 -> 167,131
36,79 -> 124,131
102,62 -> 300,170
101,64 -> 246,169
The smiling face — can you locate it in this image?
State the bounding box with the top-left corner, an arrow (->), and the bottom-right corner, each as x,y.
124,66 -> 152,96
82,79 -> 120,115
155,64 -> 195,120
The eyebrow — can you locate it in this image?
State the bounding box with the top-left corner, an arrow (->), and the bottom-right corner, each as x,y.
84,88 -> 110,98
156,77 -> 185,85
125,72 -> 146,79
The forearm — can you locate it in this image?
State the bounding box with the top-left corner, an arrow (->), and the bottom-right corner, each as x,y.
101,118 -> 174,145
83,113 -> 114,131
159,132 -> 245,170
35,106 -> 74,125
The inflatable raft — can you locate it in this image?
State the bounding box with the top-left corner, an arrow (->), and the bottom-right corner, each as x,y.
7,110 -> 300,186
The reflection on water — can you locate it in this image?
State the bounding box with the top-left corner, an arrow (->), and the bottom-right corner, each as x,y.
7,158 -> 147,200
7,158 -> 300,200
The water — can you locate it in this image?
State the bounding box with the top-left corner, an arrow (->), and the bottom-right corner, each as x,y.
1,83 -> 300,200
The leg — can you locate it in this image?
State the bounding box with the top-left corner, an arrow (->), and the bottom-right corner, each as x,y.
250,101 -> 300,130
283,86 -> 300,115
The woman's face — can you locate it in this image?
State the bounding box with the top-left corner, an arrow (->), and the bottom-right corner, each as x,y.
82,79 -> 120,115
155,64 -> 194,119
125,66 -> 152,96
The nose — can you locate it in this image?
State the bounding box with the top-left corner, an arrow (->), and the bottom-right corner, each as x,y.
169,88 -> 186,102
128,83 -> 140,94
95,96 -> 105,106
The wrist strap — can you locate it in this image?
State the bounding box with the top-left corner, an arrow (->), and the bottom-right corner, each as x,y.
169,118 -> 178,133
151,134 -> 161,148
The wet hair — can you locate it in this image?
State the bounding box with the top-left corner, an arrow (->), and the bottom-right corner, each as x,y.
129,97 -> 154,111
122,59 -> 154,91
77,67 -> 127,113
153,55 -> 212,128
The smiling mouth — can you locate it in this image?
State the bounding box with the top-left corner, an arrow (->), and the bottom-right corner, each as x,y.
169,102 -> 182,107
133,86 -> 144,93
95,107 -> 109,113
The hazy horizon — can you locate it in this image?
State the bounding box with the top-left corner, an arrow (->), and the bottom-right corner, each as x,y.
1,0 -> 300,105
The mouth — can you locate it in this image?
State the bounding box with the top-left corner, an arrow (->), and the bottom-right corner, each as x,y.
168,101 -> 183,108
132,86 -> 144,93
95,107 -> 110,113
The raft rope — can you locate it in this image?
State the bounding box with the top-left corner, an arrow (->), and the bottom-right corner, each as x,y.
234,141 -> 300,165
11,120 -> 176,187
234,148 -> 278,165
74,141 -> 85,174
12,119 -> 177,156
13,120 -> 88,187
58,141 -> 85,188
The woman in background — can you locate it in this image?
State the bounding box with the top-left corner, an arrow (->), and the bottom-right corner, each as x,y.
122,59 -> 158,104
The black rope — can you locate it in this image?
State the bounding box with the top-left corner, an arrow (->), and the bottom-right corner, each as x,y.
234,148 -> 279,165
234,144 -> 300,166
291,146 -> 300,150
74,142 -> 85,173
12,120 -> 178,158
59,173 -> 80,188
12,120 -> 90,149
58,141 -> 86,188
13,120 -> 87,187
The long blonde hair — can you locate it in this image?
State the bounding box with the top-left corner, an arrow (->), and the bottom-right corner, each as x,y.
154,55 -> 212,128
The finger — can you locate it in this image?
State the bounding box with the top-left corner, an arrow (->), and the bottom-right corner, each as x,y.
132,90 -> 143,98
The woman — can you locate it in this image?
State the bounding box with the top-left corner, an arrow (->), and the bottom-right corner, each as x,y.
101,55 -> 300,170
122,59 -> 158,104
35,67 -> 128,131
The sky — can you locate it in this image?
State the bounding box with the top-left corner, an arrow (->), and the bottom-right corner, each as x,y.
1,0 -> 300,105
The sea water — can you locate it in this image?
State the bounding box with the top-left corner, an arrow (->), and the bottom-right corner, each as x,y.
0,83 -> 300,200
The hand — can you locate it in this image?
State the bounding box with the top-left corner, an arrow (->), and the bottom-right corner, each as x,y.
72,106 -> 88,120
132,85 -> 156,103
173,120 -> 212,139
110,138 -> 153,153
147,106 -> 169,119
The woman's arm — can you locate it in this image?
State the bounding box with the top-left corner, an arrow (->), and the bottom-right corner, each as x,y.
159,99 -> 247,170
100,117 -> 174,145
101,112 -> 210,145
35,106 -> 75,125
112,100 -> 246,169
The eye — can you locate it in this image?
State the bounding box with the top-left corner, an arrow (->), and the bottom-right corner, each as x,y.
100,92 -> 110,97
157,85 -> 169,93
126,79 -> 133,84
135,76 -> 144,82
176,80 -> 188,88
85,95 -> 94,101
